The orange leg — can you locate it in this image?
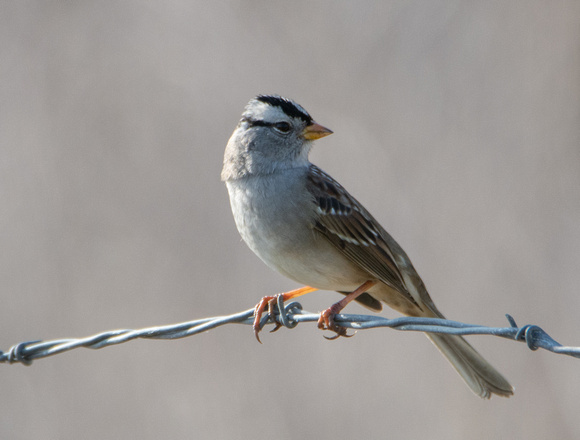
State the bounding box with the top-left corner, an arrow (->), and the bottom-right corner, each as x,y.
253,286 -> 318,343
318,280 -> 377,339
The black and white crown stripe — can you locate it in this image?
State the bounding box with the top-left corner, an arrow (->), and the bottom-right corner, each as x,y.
241,95 -> 315,130
254,95 -> 314,125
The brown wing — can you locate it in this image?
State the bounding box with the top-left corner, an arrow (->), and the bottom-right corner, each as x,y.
307,165 -> 422,311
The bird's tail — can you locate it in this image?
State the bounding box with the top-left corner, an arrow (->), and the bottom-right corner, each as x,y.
426,333 -> 514,398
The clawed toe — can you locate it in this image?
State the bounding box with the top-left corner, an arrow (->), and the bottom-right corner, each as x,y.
252,286 -> 318,343
253,295 -> 279,343
269,322 -> 283,333
323,328 -> 353,340
318,308 -> 354,339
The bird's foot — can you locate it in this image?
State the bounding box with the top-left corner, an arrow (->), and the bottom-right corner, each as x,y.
253,286 -> 318,343
253,295 -> 282,343
317,306 -> 354,339
316,280 -> 377,340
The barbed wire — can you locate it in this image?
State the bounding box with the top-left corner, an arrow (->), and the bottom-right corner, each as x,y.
1,297 -> 579,365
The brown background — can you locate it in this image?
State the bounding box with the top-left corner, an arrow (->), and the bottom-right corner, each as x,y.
1,2 -> 579,439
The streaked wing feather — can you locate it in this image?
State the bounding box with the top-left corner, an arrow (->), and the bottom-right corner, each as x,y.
308,165 -> 421,309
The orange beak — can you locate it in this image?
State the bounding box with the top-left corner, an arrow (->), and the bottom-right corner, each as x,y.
301,123 -> 333,140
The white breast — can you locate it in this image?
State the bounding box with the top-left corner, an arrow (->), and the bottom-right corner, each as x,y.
225,170 -> 370,291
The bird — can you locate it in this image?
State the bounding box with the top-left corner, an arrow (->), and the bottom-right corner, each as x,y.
221,94 -> 514,398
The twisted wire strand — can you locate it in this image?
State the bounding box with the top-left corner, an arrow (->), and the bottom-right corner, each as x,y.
1,299 -> 578,365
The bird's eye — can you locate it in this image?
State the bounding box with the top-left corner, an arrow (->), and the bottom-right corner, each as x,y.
273,122 -> 291,134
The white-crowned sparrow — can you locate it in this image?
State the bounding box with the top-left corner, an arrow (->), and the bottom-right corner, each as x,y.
221,94 -> 513,398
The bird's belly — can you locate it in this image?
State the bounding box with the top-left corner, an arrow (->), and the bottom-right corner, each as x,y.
263,235 -> 371,291
226,178 -> 369,291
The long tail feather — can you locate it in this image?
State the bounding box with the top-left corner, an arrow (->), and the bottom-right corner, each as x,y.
427,333 -> 514,398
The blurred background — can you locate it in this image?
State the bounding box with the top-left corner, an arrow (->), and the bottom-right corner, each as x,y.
1,1 -> 579,439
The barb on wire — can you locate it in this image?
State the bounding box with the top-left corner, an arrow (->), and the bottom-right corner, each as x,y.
1,297 -> 578,365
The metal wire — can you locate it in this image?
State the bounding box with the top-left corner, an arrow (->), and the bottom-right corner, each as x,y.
1,298 -> 579,365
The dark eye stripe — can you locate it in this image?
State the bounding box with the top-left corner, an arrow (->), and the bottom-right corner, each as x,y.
242,118 -> 272,128
242,118 -> 291,133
